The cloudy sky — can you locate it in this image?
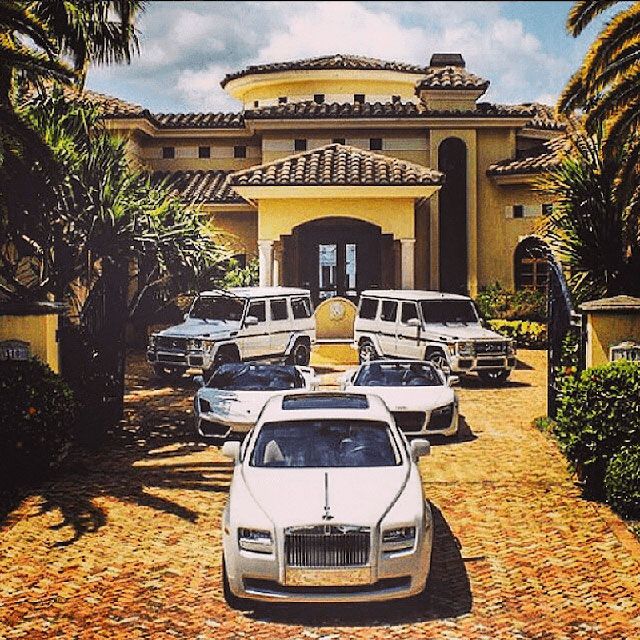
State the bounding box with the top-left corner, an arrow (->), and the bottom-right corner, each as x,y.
85,1 -> 613,114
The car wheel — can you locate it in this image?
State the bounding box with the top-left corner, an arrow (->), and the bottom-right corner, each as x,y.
222,558 -> 251,611
426,350 -> 450,376
286,339 -> 311,366
478,369 -> 511,385
358,340 -> 378,364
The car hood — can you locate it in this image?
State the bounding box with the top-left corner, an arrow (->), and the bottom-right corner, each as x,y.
198,389 -> 282,423
423,323 -> 506,342
345,385 -> 453,411
243,466 -> 409,527
156,318 -> 240,339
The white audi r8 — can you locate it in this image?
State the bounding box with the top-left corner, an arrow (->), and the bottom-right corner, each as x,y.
194,363 -> 318,440
341,360 -> 459,438
221,392 -> 433,607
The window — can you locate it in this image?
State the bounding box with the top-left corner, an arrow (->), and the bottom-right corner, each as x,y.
270,298 -> 288,321
253,100 -> 259,108
392,95 -> 401,104
332,137 -> 346,145
294,138 -> 307,152
515,238 -> 549,292
401,302 -> 419,324
234,145 -> 247,158
542,203 -> 553,216
370,138 -> 383,151
354,362 -> 441,388
278,96 -> 287,104
247,300 -> 266,323
207,364 -> 304,391
354,93 -> 365,104
291,297 -> 312,319
513,204 -> 524,219
359,297 -> 378,320
380,300 -> 398,323
198,146 -> 210,159
420,300 -> 477,324
314,94 -> 325,104
162,146 -> 175,159
190,296 -> 244,321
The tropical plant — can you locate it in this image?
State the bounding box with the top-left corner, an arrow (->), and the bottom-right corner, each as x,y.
539,127 -> 640,301
559,1 -> 640,158
604,445 -> 640,519
475,282 -> 547,321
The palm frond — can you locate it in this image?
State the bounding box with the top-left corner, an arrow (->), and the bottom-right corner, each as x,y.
584,68 -> 640,127
567,0 -> 621,36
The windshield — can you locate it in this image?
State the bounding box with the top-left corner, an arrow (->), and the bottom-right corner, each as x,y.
420,300 -> 478,324
190,296 -> 245,321
207,364 -> 304,391
250,420 -> 401,468
354,362 -> 442,387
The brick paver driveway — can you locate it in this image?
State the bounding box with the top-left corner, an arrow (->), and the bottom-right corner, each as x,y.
2,350 -> 640,638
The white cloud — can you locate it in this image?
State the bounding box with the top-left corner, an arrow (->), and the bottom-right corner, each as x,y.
175,64 -> 239,112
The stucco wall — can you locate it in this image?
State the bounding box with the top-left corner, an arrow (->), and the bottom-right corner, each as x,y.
207,209 -> 258,257
586,313 -> 640,367
0,314 -> 60,372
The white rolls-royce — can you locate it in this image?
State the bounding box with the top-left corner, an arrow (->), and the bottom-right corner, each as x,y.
341,360 -> 459,438
194,363 -> 318,439
221,392 -> 433,607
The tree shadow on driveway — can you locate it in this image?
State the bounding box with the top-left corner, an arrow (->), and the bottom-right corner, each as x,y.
248,504 -> 473,627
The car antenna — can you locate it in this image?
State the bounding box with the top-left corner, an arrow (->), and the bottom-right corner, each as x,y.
322,472 -> 333,521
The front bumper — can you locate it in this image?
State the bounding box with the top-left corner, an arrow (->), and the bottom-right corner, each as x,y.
223,517 -> 433,604
196,412 -> 253,440
392,405 -> 459,437
449,354 -> 516,374
147,348 -> 204,369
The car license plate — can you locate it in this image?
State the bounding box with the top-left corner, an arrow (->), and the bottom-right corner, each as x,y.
285,567 -> 372,587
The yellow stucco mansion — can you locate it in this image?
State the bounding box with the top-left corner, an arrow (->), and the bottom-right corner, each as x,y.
97,52 -> 564,304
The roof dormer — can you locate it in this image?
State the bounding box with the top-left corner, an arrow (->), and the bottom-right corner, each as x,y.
415,53 -> 489,111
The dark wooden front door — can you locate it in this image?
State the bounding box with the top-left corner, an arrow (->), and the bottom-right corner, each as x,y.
295,219 -> 381,305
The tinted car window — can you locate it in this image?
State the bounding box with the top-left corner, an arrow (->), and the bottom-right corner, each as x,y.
270,298 -> 288,321
291,297 -> 312,319
359,297 -> 378,320
207,364 -> 304,391
420,300 -> 478,324
354,362 -> 442,387
190,296 -> 245,321
380,300 -> 398,323
401,302 -> 419,324
247,301 -> 266,322
251,420 -> 400,467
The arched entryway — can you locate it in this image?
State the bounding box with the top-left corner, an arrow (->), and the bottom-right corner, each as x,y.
514,236 -> 549,292
282,218 -> 390,305
438,137 -> 468,294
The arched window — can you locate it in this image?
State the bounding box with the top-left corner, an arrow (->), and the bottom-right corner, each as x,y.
514,237 -> 549,291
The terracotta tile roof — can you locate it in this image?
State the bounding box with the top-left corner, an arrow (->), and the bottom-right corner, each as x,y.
518,103 -> 567,131
580,295 -> 640,312
415,66 -> 489,92
152,170 -> 245,204
243,100 -> 535,121
153,112 -> 245,129
221,54 -> 430,87
226,143 -> 444,188
487,137 -> 567,176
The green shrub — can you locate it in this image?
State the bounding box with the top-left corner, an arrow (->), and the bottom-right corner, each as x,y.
223,257 -> 258,288
555,360 -> 640,496
604,446 -> 640,519
488,319 -> 547,348
476,283 -> 547,322
0,358 -> 77,485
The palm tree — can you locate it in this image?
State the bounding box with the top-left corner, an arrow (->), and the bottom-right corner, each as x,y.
558,1 -> 640,155
539,126 -> 640,302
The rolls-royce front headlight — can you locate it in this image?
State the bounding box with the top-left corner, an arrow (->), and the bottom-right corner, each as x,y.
457,341 -> 474,356
382,526 -> 416,552
238,528 -> 273,553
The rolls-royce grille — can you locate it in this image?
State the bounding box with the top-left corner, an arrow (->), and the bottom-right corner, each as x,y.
475,341 -> 507,355
285,526 -> 370,567
392,411 -> 426,432
157,336 -> 188,351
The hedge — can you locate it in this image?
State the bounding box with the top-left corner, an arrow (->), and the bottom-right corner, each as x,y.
476,283 -> 546,322
488,319 -> 547,348
604,446 -> 640,519
0,358 -> 77,485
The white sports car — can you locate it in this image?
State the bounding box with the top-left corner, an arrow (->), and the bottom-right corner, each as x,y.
341,360 -> 459,438
221,392 -> 433,607
194,363 -> 317,440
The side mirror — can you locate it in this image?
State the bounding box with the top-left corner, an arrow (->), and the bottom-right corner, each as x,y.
410,438 -> 430,461
406,317 -> 422,328
221,441 -> 241,462
448,375 -> 460,386
193,375 -> 205,387
244,315 -> 259,327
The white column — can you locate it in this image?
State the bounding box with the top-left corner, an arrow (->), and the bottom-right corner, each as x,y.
258,240 -> 274,287
400,238 -> 416,289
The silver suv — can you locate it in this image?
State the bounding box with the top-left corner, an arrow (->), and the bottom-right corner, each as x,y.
353,289 -> 516,384
147,287 -> 316,379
